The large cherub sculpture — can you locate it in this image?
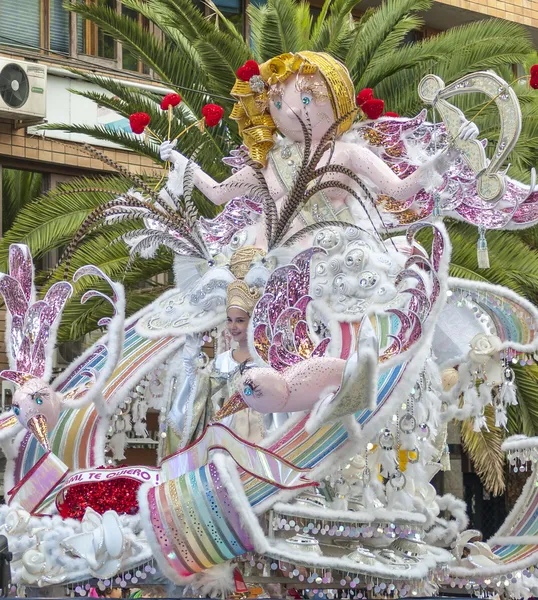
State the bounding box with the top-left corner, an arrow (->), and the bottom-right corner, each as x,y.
160,51 -> 478,242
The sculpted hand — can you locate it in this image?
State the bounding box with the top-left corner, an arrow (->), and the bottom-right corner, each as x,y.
160,140 -> 199,196
457,120 -> 479,141
159,139 -> 184,166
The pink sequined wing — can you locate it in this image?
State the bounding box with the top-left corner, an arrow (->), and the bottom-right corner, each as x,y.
355,112 -> 538,230
381,223 -> 448,360
251,248 -> 327,370
0,245 -> 73,378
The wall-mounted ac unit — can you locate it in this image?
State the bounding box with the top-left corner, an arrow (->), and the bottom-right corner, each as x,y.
0,58 -> 46,124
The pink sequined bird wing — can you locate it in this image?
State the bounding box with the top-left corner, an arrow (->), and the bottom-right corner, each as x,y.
353,113 -> 538,230
251,248 -> 328,369
0,245 -> 73,379
198,196 -> 262,255
379,223 -> 449,362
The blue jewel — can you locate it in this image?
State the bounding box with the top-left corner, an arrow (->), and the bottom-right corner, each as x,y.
243,385 -> 253,396
13,406 -> 19,415
275,101 -> 282,110
302,96 -> 311,105
35,397 -> 43,405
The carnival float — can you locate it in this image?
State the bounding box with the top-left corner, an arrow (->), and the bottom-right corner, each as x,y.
2,49 -> 538,598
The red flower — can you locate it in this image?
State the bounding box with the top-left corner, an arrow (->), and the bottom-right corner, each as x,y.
202,104 -> 224,127
237,60 -> 260,82
530,64 -> 538,77
362,99 -> 385,120
384,111 -> 400,117
161,93 -> 182,110
129,112 -> 151,134
356,88 -> 374,107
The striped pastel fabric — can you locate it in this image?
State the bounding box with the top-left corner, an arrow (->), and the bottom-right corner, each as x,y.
14,322 -> 179,482
491,469 -> 538,563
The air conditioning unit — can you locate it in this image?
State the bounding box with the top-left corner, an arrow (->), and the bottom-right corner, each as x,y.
0,58 -> 46,124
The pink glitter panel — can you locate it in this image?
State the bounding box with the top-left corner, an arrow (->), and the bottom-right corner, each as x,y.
293,320 -> 314,359
198,196 -> 262,254
30,339 -> 47,379
265,269 -> 291,329
311,338 -> 331,358
402,313 -> 423,351
268,344 -> 291,371
253,324 -> 270,363
23,302 -> 46,346
394,269 -> 426,294
43,282 -> 73,323
405,254 -> 433,274
0,275 -> 28,318
30,325 -> 50,379
272,340 -> 303,368
10,315 -> 24,364
0,370 -> 32,386
9,244 -> 33,302
386,309 -> 411,341
17,336 -> 32,374
401,288 -> 430,320
252,294 -> 274,330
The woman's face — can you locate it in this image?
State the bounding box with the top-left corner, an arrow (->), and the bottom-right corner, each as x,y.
227,307 -> 250,344
268,72 -> 336,143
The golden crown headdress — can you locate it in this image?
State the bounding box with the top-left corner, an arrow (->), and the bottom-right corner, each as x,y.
226,280 -> 260,315
226,246 -> 265,314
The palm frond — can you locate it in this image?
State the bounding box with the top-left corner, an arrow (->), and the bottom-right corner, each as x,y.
461,405 -> 506,496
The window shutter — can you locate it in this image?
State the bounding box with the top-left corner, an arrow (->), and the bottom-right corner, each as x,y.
50,0 -> 70,55
0,0 -> 40,51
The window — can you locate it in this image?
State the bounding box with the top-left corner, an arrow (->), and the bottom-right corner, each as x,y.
78,0 -> 117,61
0,1 -> 41,52
211,0 -> 244,34
49,0 -> 70,55
121,3 -> 150,74
0,0 -> 70,56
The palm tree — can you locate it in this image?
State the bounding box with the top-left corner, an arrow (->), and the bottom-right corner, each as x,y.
2,0 -> 538,488
2,168 -> 42,234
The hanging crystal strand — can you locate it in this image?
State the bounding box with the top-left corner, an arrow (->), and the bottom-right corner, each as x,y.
477,225 -> 490,269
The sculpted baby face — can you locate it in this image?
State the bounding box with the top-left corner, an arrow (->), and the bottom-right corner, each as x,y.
268,72 -> 336,143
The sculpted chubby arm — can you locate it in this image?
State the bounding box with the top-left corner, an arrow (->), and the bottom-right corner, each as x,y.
160,139 -> 284,206
336,142 -> 452,201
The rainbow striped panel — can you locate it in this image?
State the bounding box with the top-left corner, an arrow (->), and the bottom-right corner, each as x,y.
149,462 -> 254,577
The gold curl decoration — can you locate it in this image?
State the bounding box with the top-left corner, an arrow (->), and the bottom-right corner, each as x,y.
230,51 -> 356,166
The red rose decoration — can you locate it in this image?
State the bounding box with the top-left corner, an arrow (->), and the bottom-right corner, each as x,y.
384,111 -> 400,117
202,104 -> 224,127
356,88 -> 374,107
161,93 -> 182,110
237,60 -> 260,82
530,64 -> 538,77
362,99 -> 385,120
129,112 -> 151,134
